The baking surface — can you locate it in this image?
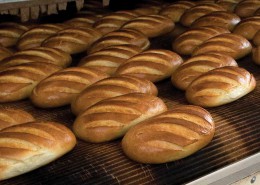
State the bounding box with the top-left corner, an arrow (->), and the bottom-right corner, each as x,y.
0,30 -> 259,184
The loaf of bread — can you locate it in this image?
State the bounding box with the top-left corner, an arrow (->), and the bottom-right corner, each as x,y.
233,16 -> 260,40
186,66 -> 256,107
64,15 -> 99,28
17,24 -> 67,51
0,109 -> 35,130
159,1 -> 196,22
78,44 -> 142,75
0,22 -> 30,47
93,11 -> 138,35
133,6 -> 161,15
122,105 -> 215,164
234,0 -> 260,18
252,46 -> 260,65
253,30 -> 260,46
171,53 -> 238,90
192,33 -> 252,59
0,121 -> 76,180
115,49 -> 183,82
30,67 -> 109,108
216,0 -> 241,12
0,47 -> 72,71
42,27 -> 102,54
172,26 -> 230,55
71,75 -> 158,115
121,15 -> 174,38
0,46 -> 13,62
180,3 -> 225,27
191,11 -> 241,31
73,93 -> 167,143
87,29 -> 150,54
0,62 -> 62,103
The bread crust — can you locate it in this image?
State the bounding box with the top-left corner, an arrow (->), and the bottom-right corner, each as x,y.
122,105 -> 215,164
30,67 -> 109,108
0,62 -> 62,103
73,93 -> 167,143
0,121 -> 76,180
252,46 -> 260,65
121,15 -> 174,38
186,66 -> 256,107
0,46 -> 13,62
171,53 -> 238,90
234,0 -> 260,18
0,109 -> 35,130
115,49 -> 183,82
71,75 -> 158,115
172,26 -> 230,55
192,33 -> 252,59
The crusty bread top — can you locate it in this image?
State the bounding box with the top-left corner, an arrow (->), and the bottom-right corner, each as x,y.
73,93 -> 167,143
133,6 -> 161,15
0,47 -> 72,70
186,66 -> 256,107
78,44 -> 142,75
191,11 -> 241,31
65,15 -> 100,28
234,0 -> 260,18
121,14 -> 174,38
0,121 -> 76,181
71,75 -> 158,115
115,49 -> 183,82
159,1 -> 196,22
93,11 -> 138,35
0,109 -> 35,130
253,30 -> 260,46
192,33 -> 252,59
233,16 -> 260,40
88,29 -> 150,54
122,105 -> 215,163
17,24 -> 67,51
180,3 -> 225,27
0,22 -> 30,47
172,26 -> 230,55
171,53 -> 238,90
0,46 -> 13,62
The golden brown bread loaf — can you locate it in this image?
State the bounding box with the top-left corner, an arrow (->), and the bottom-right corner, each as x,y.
171,53 -> 238,90
93,11 -> 138,35
252,46 -> 260,65
87,29 -> 150,54
253,30 -> 260,46
191,11 -> 241,31
159,1 -> 196,22
0,121 -> 76,180
233,16 -> 260,40
115,49 -> 183,82
121,15 -> 174,38
64,15 -> 99,28
0,46 -> 13,62
17,24 -> 67,51
186,66 -> 256,107
0,22 -> 30,47
133,6 -> 161,15
0,62 -> 62,103
0,47 -> 72,71
234,0 -> 260,18
71,75 -> 158,115
180,3 -> 225,27
78,44 -> 142,75
172,26 -> 230,55
73,93 -> 167,143
192,33 -> 252,59
216,0 -> 241,12
42,27 -> 102,54
122,105 -> 215,164
30,67 -> 109,108
0,109 -> 35,130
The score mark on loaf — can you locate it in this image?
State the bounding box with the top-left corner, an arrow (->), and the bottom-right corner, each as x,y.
122,105 -> 215,164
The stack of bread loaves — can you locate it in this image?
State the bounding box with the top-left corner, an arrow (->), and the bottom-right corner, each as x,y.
0,0 -> 258,180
